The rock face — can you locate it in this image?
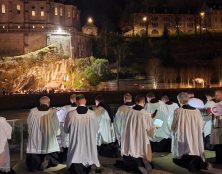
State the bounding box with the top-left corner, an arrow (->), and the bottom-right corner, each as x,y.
0,47 -> 73,92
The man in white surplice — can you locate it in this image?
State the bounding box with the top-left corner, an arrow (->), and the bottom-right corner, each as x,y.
0,117 -> 14,174
64,94 -> 100,174
171,92 -> 209,172
114,93 -> 134,145
144,92 -> 171,152
94,95 -> 115,147
203,91 -> 216,150
118,95 -> 153,174
26,96 -> 60,172
161,95 -> 179,129
57,94 -> 77,162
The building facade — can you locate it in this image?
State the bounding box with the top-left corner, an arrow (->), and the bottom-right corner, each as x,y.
122,2 -> 222,37
0,0 -> 92,57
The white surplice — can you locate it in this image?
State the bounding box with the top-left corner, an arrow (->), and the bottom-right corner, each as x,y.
0,117 -> 12,173
57,105 -> 77,148
114,105 -> 131,144
64,109 -> 100,167
203,100 -> 216,137
26,107 -> 60,154
171,108 -> 205,160
211,101 -> 222,145
166,103 -> 179,129
145,101 -> 170,142
121,108 -> 154,159
94,106 -> 116,146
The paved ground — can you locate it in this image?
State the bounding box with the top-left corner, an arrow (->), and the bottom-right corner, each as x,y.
12,151 -> 222,174
3,110 -> 222,174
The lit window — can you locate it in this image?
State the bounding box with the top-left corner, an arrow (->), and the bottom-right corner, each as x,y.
2,25 -> 5,29
41,26 -> 44,29
33,25 -> 35,29
55,7 -> 58,16
17,4 -> 21,14
41,11 -> 44,17
18,25 -> 20,29
32,10 -> 36,16
2,4 -> 6,14
68,11 -> 71,18
60,8 -> 63,16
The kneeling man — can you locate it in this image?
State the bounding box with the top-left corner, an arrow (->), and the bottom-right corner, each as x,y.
64,94 -> 100,174
26,96 -> 60,172
171,92 -> 209,172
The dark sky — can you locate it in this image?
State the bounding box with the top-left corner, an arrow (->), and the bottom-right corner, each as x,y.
69,0 -> 209,31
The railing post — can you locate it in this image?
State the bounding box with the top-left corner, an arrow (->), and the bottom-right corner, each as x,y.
20,122 -> 24,160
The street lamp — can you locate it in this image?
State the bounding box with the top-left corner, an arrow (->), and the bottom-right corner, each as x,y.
200,12 -> 205,34
87,17 -> 93,24
142,16 -> 148,36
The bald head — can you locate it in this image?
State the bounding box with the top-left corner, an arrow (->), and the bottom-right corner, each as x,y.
215,89 -> 222,102
177,92 -> 189,106
40,96 -> 50,106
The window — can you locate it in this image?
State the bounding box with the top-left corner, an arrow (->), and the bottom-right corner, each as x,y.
32,10 -> 36,16
2,4 -> 6,14
41,11 -> 44,16
55,7 -> 58,15
68,11 -> 71,18
17,4 -> 21,14
60,8 -> 63,16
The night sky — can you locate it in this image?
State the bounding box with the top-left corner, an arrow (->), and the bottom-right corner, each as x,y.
65,0 -> 215,31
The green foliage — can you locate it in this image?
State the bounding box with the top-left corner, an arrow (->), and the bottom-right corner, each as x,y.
85,59 -> 111,86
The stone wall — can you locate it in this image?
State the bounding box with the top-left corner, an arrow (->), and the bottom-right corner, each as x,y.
0,33 -> 24,56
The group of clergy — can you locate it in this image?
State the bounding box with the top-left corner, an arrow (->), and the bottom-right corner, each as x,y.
1,89 -> 222,174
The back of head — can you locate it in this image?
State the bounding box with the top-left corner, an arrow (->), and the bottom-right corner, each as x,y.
40,96 -> 50,106
70,93 -> 76,102
135,95 -> 145,106
95,95 -> 104,103
187,91 -> 194,98
215,89 -> 222,102
124,93 -> 132,102
177,92 -> 189,106
76,94 -> 86,106
161,95 -> 169,103
146,92 -> 155,99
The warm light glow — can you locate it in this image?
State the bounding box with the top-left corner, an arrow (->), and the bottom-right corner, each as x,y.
32,25 -> 35,29
142,16 -> 147,22
2,25 -> 5,29
18,25 -> 20,29
200,12 -> 205,17
56,27 -> 62,34
87,17 -> 93,24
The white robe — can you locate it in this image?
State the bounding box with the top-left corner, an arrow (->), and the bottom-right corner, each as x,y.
0,117 -> 12,173
171,108 -> 205,160
94,106 -> 116,146
64,109 -> 100,167
57,105 -> 77,148
166,103 -> 179,129
203,100 -> 216,137
114,105 -> 131,144
145,101 -> 170,142
211,101 -> 222,145
26,107 -> 60,154
121,108 -> 154,159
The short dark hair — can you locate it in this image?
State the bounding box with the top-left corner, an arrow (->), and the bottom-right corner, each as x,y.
205,91 -> 215,98
76,94 -> 85,101
146,92 -> 155,98
135,95 -> 145,104
161,95 -> 169,101
95,95 -> 104,102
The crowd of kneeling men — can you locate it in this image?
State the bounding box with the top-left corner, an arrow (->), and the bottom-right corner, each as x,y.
1,89 -> 222,174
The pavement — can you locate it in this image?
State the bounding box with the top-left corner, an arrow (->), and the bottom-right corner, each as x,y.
12,151 -> 222,174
